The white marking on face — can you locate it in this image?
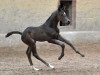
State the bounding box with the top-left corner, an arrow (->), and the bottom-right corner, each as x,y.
64,12 -> 66,15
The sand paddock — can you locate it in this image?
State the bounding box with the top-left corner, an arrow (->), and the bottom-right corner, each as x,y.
0,42 -> 100,75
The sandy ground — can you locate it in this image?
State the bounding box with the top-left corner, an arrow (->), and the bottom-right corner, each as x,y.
0,42 -> 100,75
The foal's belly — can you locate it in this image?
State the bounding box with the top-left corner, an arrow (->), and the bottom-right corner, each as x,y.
33,30 -> 51,41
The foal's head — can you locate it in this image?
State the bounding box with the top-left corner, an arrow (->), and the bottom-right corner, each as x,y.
57,6 -> 70,26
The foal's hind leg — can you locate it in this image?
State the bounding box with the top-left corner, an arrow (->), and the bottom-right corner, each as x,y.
26,47 -> 39,71
26,47 -> 33,65
58,35 -> 84,57
48,39 -> 65,60
30,44 -> 54,69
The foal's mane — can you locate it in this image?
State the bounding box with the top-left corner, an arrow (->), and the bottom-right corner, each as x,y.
45,10 -> 58,23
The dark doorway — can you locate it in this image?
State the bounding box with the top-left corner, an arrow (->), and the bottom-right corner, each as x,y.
59,0 -> 76,30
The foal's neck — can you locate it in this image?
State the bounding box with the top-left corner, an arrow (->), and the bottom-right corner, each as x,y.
45,11 -> 59,28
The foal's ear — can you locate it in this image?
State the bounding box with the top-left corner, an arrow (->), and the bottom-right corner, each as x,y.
58,5 -> 61,11
58,4 -> 63,11
58,5 -> 65,11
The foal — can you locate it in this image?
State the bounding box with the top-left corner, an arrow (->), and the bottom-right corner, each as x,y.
5,6 -> 84,70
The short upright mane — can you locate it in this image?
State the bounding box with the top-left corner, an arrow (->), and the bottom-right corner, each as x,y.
46,10 -> 58,22
44,10 -> 59,28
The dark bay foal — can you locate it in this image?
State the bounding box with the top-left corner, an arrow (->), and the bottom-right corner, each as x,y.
5,6 -> 84,70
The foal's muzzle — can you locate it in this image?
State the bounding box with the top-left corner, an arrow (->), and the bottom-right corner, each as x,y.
66,21 -> 70,25
60,20 -> 70,26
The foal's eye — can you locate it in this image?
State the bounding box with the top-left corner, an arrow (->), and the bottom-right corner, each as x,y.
61,14 -> 63,16
60,13 -> 64,16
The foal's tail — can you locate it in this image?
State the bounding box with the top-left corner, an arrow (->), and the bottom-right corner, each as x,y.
5,31 -> 22,38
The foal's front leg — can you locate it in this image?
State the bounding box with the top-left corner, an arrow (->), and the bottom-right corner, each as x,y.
58,35 -> 85,57
48,39 -> 65,60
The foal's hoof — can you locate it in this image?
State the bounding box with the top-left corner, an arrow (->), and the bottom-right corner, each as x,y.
81,54 -> 85,57
58,57 -> 61,60
48,64 -> 55,69
58,56 -> 63,60
32,66 -> 40,71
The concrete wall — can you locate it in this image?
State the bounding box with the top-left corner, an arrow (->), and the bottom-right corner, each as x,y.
0,0 -> 100,47
76,0 -> 100,31
0,0 -> 100,33
0,0 -> 58,33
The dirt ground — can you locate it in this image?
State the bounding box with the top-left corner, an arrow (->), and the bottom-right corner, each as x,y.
0,42 -> 100,75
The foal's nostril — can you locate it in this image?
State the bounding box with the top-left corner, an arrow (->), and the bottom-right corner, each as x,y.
67,21 -> 70,25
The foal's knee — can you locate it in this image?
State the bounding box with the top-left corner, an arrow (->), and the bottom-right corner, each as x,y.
61,44 -> 65,49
